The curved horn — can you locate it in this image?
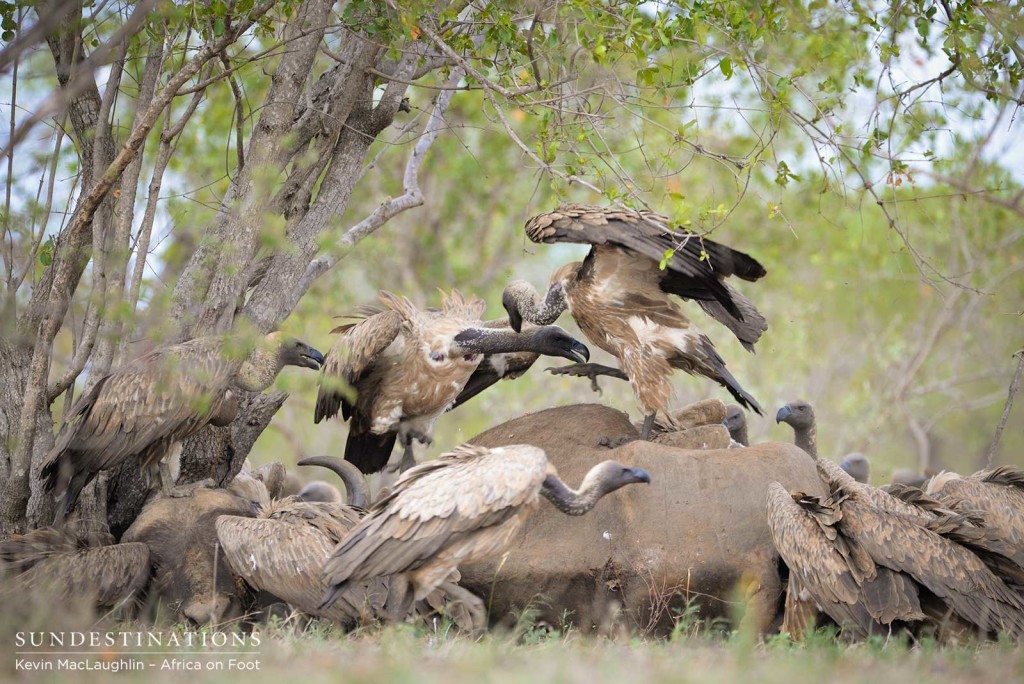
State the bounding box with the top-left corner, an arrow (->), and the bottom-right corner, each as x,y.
297,456 -> 370,509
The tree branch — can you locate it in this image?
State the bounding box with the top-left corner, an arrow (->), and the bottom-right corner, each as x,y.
290,67 -> 464,305
986,349 -> 1024,467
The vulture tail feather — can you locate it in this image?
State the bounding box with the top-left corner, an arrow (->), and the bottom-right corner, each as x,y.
344,430 -> 398,475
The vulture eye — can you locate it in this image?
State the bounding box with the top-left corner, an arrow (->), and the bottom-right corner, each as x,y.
429,351 -> 445,363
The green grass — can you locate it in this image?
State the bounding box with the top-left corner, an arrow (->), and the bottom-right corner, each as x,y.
5,612 -> 1024,684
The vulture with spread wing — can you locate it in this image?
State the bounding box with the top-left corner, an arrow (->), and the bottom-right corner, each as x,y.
41,333 -> 324,516
927,466 -> 1024,556
503,204 -> 766,439
320,444 -> 650,629
314,291 -> 589,474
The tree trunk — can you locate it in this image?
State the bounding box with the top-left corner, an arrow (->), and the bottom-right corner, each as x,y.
104,391 -> 287,539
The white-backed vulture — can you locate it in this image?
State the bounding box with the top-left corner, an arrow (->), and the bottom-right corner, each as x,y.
320,444 -> 651,629
314,291 -> 589,474
766,483 -> 924,638
502,204 -> 766,439
839,453 -> 871,484
829,480 -> 1024,638
41,332 -> 324,516
776,399 -> 817,458
0,526 -> 150,608
723,404 -> 749,447
927,466 -> 1024,558
818,459 -> 1024,587
216,497 -> 388,628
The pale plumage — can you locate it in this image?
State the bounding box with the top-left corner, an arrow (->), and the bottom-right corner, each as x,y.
505,204 -> 766,439
320,444 -> 650,628
216,499 -> 387,626
927,466 -> 1024,564
41,333 -> 323,515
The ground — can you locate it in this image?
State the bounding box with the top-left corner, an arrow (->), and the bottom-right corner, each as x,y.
6,619 -> 1023,684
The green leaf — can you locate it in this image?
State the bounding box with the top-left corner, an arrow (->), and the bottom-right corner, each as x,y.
719,57 -> 733,80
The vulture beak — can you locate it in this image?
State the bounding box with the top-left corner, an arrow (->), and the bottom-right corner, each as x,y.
626,466 -> 651,485
566,339 -> 590,364
775,405 -> 791,424
502,288 -> 524,333
293,342 -> 325,370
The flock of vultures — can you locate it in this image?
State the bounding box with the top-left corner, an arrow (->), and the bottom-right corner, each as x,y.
2,204 -> 1022,643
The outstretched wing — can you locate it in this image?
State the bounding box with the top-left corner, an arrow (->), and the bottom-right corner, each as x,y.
525,204 -> 767,348
314,309 -> 404,424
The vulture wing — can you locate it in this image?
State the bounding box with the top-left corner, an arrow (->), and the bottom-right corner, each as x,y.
931,471 -> 1024,550
2,542 -> 151,607
766,483 -> 880,637
314,309 -> 404,424
450,351 -> 537,411
525,204 -> 767,349
217,502 -> 386,625
838,495 -> 1024,637
321,445 -> 548,606
40,340 -> 236,510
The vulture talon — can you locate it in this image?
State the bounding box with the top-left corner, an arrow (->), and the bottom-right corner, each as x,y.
546,362 -> 628,395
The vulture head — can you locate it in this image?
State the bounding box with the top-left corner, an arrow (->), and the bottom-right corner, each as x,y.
589,460 -> 653,491
543,460 -> 652,515
775,399 -> 814,431
723,404 -> 748,445
525,326 -> 589,363
270,334 -> 325,370
839,453 -> 871,484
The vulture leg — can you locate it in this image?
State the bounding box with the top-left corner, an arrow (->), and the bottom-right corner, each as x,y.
546,362 -> 629,395
384,574 -> 415,624
437,581 -> 487,634
396,426 -> 432,473
639,413 -> 656,441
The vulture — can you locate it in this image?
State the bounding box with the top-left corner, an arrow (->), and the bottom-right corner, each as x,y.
215,459 -> 387,628
927,466 -> 1024,556
0,526 -> 150,608
503,204 -> 766,440
320,444 -> 651,629
41,332 -> 324,516
766,483 -> 924,638
297,481 -> 343,504
776,399 -> 817,458
723,404 -> 749,447
314,291 -> 589,474
817,459 -> 1024,587
839,453 -> 871,484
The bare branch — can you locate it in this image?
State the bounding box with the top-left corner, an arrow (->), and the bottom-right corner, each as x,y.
291,67 -> 464,304
986,350 -> 1024,467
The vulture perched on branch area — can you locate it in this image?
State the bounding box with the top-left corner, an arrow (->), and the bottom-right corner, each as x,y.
503,204 -> 766,440
41,332 -> 324,517
314,291 -> 590,474
320,444 -> 651,630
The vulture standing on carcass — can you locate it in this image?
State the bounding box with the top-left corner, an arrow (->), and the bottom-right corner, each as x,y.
314,291 -> 589,474
723,404 -> 749,447
502,204 -> 766,440
41,332 -> 324,517
0,526 -> 151,608
776,399 -> 817,458
319,444 -> 651,629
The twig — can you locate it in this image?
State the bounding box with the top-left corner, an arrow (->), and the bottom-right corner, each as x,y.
986,350 -> 1024,467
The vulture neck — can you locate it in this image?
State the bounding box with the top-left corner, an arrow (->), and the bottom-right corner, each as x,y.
731,423 -> 749,447
454,326 -> 555,356
795,423 -> 817,459
541,470 -> 613,516
235,346 -> 283,392
508,281 -> 567,326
